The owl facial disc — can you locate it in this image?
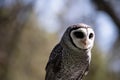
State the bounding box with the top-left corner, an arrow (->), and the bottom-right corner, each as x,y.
70,27 -> 95,49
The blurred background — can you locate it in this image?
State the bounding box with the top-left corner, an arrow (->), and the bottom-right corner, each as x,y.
0,0 -> 120,80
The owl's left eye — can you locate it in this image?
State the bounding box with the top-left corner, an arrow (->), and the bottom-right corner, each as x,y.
73,31 -> 85,39
89,33 -> 94,39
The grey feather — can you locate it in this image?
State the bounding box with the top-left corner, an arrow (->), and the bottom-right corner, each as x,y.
45,23 -> 95,80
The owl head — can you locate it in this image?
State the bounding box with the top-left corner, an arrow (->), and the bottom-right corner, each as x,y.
61,23 -> 95,51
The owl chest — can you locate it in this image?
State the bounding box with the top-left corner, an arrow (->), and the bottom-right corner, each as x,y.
61,51 -> 88,70
62,50 -> 89,66
56,54 -> 88,80
55,48 -> 90,79
62,54 -> 88,69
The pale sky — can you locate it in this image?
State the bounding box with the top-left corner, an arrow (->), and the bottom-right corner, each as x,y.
35,0 -> 118,53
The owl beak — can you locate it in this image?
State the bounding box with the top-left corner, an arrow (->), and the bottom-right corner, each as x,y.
82,41 -> 87,46
82,39 -> 88,46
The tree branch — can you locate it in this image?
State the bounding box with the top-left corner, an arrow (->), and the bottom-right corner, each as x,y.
92,0 -> 120,32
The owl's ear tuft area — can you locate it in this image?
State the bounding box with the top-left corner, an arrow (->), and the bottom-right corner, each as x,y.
72,25 -> 80,29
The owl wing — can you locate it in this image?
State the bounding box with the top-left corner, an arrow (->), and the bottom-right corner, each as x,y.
45,44 -> 63,80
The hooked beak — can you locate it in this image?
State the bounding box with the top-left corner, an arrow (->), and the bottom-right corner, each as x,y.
81,39 -> 88,46
81,40 -> 90,49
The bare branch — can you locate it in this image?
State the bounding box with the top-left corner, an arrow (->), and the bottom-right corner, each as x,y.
92,0 -> 120,32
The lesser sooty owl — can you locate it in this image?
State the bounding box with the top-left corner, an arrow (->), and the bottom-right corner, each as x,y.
45,23 -> 95,80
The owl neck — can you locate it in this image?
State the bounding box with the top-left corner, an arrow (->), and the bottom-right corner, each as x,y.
62,43 -> 90,61
60,37 -> 91,63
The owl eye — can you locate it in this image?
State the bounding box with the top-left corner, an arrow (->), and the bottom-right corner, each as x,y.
73,31 -> 85,39
89,33 -> 94,39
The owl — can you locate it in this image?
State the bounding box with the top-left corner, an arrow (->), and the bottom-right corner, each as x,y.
45,23 -> 95,80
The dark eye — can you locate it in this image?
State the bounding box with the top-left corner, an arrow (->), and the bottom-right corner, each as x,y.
73,31 -> 85,39
89,33 -> 94,39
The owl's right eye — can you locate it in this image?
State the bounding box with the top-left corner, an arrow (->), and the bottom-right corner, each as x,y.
73,31 -> 85,39
89,33 -> 94,39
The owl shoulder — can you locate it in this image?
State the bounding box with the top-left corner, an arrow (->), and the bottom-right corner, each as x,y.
45,43 -> 63,73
